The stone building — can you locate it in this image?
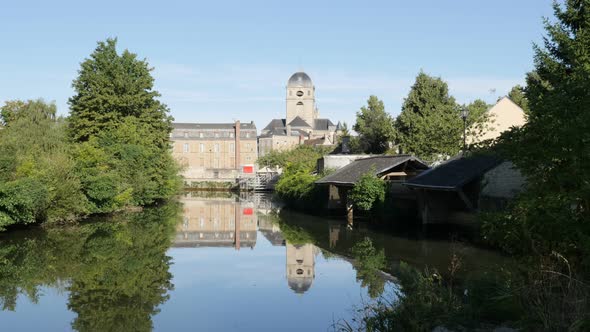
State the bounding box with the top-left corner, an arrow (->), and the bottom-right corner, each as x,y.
259,72 -> 339,157
171,121 -> 258,182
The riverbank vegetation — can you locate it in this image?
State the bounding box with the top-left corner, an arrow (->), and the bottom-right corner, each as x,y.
0,39 -> 181,231
258,145 -> 334,212
344,1 -> 590,330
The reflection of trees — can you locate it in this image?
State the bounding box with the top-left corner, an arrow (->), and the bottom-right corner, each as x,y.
351,238 -> 387,298
0,203 -> 180,331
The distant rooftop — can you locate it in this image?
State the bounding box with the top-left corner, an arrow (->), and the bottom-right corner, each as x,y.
173,122 -> 256,130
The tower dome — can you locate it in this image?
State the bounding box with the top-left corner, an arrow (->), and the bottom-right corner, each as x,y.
287,72 -> 313,88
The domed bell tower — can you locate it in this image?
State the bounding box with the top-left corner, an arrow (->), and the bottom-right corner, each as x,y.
286,72 -> 316,127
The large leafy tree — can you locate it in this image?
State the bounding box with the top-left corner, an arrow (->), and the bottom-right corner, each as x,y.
353,96 -> 396,154
69,39 -> 181,211
68,38 -> 172,148
395,72 -> 463,162
490,0 -> 590,261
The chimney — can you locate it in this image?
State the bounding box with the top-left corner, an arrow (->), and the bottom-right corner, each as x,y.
234,120 -> 241,170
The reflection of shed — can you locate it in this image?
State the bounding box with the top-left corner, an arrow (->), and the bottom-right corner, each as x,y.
404,155 -> 525,224
315,155 -> 429,210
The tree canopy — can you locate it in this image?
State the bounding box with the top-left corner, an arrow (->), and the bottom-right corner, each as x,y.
68,38 -> 172,148
353,96 -> 396,154
395,72 -> 463,162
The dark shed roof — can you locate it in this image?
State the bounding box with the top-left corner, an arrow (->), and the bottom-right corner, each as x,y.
404,155 -> 503,190
316,155 -> 429,186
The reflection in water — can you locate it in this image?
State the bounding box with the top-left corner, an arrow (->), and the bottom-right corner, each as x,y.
0,193 -> 512,331
286,243 -> 318,294
0,204 -> 180,332
174,193 -> 257,249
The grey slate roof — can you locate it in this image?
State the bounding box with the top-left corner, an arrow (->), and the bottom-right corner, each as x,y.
404,155 -> 503,190
173,122 -> 256,130
313,119 -> 335,131
288,116 -> 311,127
262,119 -> 286,132
316,155 -> 429,186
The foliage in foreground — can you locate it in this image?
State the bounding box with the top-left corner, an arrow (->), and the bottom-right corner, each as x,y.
349,171 -> 386,212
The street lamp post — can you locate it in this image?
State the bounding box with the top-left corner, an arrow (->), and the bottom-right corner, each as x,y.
460,108 -> 469,152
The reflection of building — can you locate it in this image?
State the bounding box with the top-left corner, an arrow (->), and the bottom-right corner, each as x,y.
170,121 -> 258,181
258,72 -> 338,157
286,243 -> 318,294
175,196 -> 257,249
257,215 -> 285,246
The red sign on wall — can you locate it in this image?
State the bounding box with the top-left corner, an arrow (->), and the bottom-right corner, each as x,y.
243,166 -> 253,173
243,208 -> 253,215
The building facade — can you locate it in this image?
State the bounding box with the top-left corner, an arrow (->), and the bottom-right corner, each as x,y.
171,121 -> 258,182
259,72 -> 339,157
469,96 -> 527,144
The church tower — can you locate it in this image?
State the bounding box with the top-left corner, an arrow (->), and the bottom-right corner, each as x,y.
286,72 -> 316,127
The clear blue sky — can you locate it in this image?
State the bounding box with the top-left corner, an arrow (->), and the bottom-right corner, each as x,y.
0,0 -> 554,130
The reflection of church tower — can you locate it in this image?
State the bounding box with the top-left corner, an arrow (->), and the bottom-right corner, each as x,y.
286,243 -> 317,294
286,72 -> 316,128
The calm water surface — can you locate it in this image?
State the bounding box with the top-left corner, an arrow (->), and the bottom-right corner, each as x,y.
0,193 -> 510,331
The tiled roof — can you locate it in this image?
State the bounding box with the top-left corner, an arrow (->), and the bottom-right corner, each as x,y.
404,155 -> 503,190
316,155 -> 429,186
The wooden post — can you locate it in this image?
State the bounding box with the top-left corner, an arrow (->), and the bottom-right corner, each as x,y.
346,196 -> 354,229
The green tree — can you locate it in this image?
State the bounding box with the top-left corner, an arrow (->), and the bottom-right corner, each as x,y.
68,39 -> 181,212
0,99 -> 88,229
507,85 -> 529,114
68,38 -> 172,147
353,96 -> 396,154
395,72 -> 463,162
348,170 -> 386,211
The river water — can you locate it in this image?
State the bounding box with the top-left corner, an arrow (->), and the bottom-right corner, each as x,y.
0,193 -> 510,331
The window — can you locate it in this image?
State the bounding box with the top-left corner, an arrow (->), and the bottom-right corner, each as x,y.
199,132 -> 204,138
214,144 -> 219,152
230,143 -> 235,153
215,132 -> 219,138
246,132 -> 250,138
308,90 -> 310,96
184,131 -> 189,138
230,132 -> 234,138
297,101 -> 304,105
183,143 -> 189,153
296,90 -> 304,97
200,143 -> 204,152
